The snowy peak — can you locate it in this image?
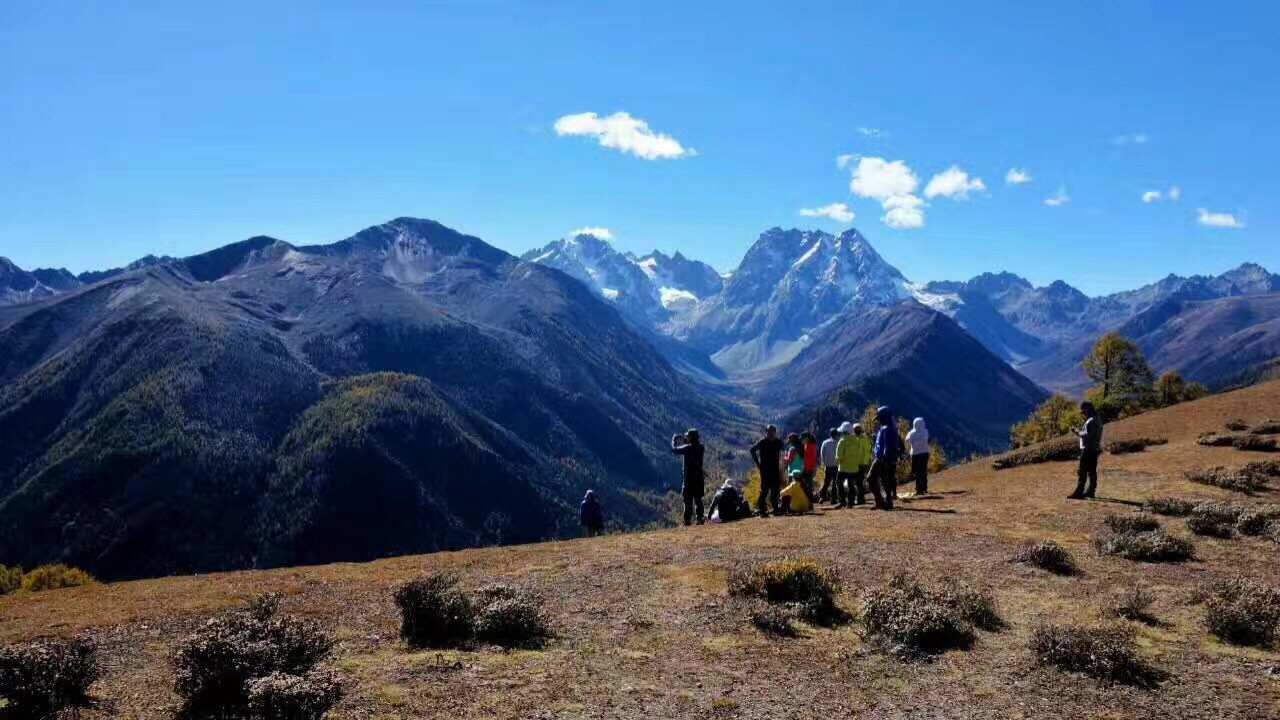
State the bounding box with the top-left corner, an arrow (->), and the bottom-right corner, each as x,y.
634,249 -> 724,299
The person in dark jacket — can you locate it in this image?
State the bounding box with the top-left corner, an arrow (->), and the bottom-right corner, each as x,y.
708,479 -> 749,523
580,490 -> 604,537
672,428 -> 706,525
869,406 -> 906,510
750,425 -> 784,516
1069,402 -> 1104,500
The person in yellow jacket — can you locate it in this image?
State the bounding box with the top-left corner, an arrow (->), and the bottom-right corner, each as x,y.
835,421 -> 872,507
778,477 -> 812,514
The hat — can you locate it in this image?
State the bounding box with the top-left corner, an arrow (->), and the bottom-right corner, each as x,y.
838,421 -> 854,434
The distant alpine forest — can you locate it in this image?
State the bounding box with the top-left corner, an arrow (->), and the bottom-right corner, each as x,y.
1,218 -> 1276,580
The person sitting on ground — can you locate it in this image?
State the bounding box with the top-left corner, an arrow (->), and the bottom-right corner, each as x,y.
750,425 -> 784,517
778,475 -> 812,515
1069,401 -> 1104,500
708,478 -> 749,523
869,407 -> 906,510
818,427 -> 840,504
906,417 -> 931,497
672,428 -> 706,525
801,431 -> 819,502
580,490 -> 604,537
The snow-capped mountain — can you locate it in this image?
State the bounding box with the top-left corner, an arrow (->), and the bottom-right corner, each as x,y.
685,227 -> 914,373
521,233 -> 723,328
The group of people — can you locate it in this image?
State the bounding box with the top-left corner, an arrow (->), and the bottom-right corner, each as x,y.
744,406 -> 931,520
578,399 -> 1106,534
579,406 -> 934,533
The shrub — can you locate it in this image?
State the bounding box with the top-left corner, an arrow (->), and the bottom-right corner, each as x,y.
1110,586 -> 1157,625
1224,418 -> 1249,432
1242,459 -> 1280,477
1197,432 -> 1242,447
939,583 -> 1004,632
173,594 -> 337,714
1143,497 -> 1196,517
861,576 -> 976,660
0,565 -> 21,596
19,564 -> 96,592
0,636 -> 100,715
1106,437 -> 1168,455
246,670 -> 344,720
992,438 -> 1079,470
393,574 -> 476,649
1203,579 -> 1280,649
1103,513 -> 1160,534
728,559 -> 842,625
1185,466 -> 1269,493
1250,419 -> 1280,435
1010,540 -> 1079,576
749,603 -> 798,638
1187,503 -> 1246,538
1030,623 -> 1163,687
472,585 -> 552,649
1094,529 -> 1194,563
1236,507 -> 1280,536
1234,435 -> 1279,453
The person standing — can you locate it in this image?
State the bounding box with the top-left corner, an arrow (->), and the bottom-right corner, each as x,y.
672,429 -> 706,525
906,417 -> 931,497
801,432 -> 819,503
869,407 -> 905,510
580,490 -> 604,537
750,425 -> 784,516
818,428 -> 840,504
1069,402 -> 1104,500
836,421 -> 871,507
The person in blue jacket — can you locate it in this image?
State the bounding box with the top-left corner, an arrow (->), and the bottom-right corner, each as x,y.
869,406 -> 906,510
580,490 -> 604,536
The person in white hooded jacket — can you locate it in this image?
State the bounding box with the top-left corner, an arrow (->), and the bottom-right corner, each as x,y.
906,418 -> 930,496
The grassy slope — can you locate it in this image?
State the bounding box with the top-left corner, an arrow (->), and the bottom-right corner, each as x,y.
3,382 -> 1280,719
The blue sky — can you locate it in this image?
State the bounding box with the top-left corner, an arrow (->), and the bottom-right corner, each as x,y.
2,1 -> 1276,295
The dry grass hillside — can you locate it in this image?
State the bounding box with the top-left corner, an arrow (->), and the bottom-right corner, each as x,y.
4,382 -> 1280,719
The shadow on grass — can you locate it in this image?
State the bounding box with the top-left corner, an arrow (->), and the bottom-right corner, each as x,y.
1090,496 -> 1146,508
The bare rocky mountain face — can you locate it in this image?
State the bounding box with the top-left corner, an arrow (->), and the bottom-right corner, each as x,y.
916,263 -> 1280,392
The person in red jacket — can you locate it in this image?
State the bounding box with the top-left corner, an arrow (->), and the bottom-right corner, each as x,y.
801,432 -> 819,503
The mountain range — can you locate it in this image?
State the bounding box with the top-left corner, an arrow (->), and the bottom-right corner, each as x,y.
2,218 -> 1276,580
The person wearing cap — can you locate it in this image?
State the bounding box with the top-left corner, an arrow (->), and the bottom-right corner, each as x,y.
708,478 -> 749,523
868,406 -> 906,510
672,428 -> 706,525
818,427 -> 841,504
750,425 -> 784,516
835,421 -> 871,507
580,490 -> 604,537
1069,401 -> 1104,500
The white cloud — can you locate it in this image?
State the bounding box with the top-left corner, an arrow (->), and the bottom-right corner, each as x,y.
857,127 -> 885,138
553,111 -> 696,160
1196,208 -> 1245,229
1043,187 -> 1070,207
1142,185 -> 1182,204
846,156 -> 926,230
1112,132 -> 1150,146
849,157 -> 919,200
924,165 -> 987,200
799,202 -> 856,224
1005,168 -> 1032,185
835,153 -> 855,170
570,226 -> 614,240
881,194 -> 925,229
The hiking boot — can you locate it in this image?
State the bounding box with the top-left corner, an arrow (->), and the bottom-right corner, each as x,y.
1067,493 -> 1085,500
